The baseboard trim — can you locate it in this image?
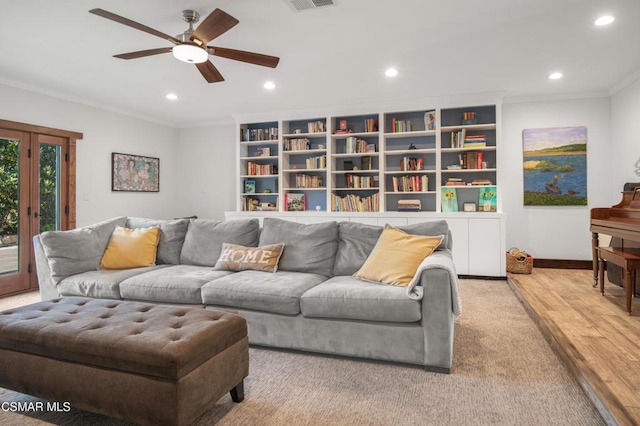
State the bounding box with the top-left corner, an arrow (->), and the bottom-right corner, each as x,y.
533,259 -> 592,269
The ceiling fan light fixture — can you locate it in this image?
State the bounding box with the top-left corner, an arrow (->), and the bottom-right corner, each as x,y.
172,44 -> 208,63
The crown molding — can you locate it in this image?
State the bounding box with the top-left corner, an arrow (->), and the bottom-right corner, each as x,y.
609,69 -> 640,96
503,91 -> 610,104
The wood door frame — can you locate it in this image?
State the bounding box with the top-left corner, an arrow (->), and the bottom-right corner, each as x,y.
0,119 -> 82,295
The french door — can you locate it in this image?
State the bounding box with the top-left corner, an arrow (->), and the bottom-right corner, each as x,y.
0,121 -> 79,297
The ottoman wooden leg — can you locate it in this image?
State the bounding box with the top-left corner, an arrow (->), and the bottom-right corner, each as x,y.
230,380 -> 244,403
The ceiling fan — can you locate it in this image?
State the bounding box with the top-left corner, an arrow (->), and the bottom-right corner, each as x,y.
89,8 -> 280,83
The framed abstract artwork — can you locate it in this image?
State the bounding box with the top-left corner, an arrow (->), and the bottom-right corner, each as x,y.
112,152 -> 159,192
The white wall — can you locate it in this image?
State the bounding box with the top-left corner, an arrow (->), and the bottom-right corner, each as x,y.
175,124 -> 236,220
611,77 -> 640,198
501,97 -> 612,260
0,84 -> 180,226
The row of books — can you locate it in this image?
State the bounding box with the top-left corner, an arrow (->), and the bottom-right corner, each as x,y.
331,193 -> 379,212
241,127 -> 278,142
294,173 -> 323,188
400,156 -> 425,171
345,174 -> 376,189
306,121 -> 325,133
463,135 -> 487,148
390,118 -> 413,133
306,155 -> 326,169
284,138 -> 310,151
397,199 -> 421,212
255,147 -> 271,157
246,162 -> 277,176
344,137 -> 374,154
364,119 -> 378,133
458,151 -> 484,169
391,175 -> 428,193
445,177 -> 494,186
242,196 -> 277,212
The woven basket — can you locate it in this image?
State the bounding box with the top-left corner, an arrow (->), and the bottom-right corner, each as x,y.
506,247 -> 533,274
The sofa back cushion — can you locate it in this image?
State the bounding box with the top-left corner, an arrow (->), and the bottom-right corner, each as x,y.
333,222 -> 383,276
333,219 -> 451,276
125,217 -> 189,264
39,216 -> 127,284
180,219 -> 260,267
259,218 -> 339,277
397,220 -> 451,251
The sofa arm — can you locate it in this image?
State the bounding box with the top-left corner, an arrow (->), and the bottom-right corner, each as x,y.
33,235 -> 60,300
420,268 -> 455,373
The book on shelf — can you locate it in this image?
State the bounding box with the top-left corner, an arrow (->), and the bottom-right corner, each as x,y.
295,173 -> 323,188
284,138 -> 310,151
305,155 -> 326,169
457,151 -> 484,170
391,118 -> 413,133
247,162 -> 277,176
399,157 -> 424,171
392,175 -> 428,192
345,174 -> 376,189
256,147 -> 271,157
345,137 -> 369,153
331,192 -> 379,212
334,130 -> 353,135
471,179 -> 493,185
445,177 -> 465,186
361,156 -> 373,170
242,196 -> 278,212
441,187 -> 458,212
365,143 -> 376,153
241,127 -> 278,142
364,119 -> 378,132
307,120 -> 325,133
244,179 -> 256,194
451,128 -> 466,148
285,193 -> 305,211
397,199 -> 421,212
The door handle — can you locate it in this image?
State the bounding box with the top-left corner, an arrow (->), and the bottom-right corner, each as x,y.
33,211 -> 38,218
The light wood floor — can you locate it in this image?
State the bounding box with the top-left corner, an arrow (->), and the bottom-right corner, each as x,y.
509,268 -> 640,426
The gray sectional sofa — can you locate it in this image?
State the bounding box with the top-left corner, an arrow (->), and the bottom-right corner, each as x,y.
33,216 -> 461,373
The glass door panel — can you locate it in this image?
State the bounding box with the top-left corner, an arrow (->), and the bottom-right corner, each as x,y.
0,130 -> 32,294
39,143 -> 62,232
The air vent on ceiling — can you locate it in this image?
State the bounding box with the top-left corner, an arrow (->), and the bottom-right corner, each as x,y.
289,0 -> 336,12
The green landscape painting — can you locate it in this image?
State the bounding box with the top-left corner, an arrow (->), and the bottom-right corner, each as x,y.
522,126 -> 587,206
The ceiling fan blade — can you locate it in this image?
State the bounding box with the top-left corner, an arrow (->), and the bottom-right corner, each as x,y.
196,61 -> 225,83
208,47 -> 280,68
114,47 -> 173,60
191,9 -> 239,45
89,8 -> 181,45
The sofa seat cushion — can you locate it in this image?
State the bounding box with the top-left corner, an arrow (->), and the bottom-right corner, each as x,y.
201,270 -> 327,315
120,265 -> 234,304
57,265 -> 168,299
300,276 -> 422,323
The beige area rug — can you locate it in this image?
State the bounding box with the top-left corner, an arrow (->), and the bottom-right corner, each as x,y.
0,280 -> 604,425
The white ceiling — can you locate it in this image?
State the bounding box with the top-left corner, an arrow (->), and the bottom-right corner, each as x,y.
0,0 -> 638,127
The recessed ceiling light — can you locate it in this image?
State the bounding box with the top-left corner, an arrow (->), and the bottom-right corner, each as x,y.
264,81 -> 276,90
385,68 -> 398,77
165,93 -> 178,100
548,72 -> 563,80
594,15 -> 615,26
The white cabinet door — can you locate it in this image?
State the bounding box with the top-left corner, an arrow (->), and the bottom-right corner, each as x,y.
379,217 -> 408,226
468,218 -> 501,276
442,218 -> 469,275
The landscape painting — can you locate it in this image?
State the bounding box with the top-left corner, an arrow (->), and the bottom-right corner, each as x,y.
522,126 -> 587,206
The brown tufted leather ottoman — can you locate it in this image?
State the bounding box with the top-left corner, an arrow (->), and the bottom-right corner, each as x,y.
0,297 -> 249,426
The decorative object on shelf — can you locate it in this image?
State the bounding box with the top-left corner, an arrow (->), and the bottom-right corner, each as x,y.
506,247 -> 533,274
315,205 -> 321,212
112,152 -> 159,192
285,193 -> 305,211
441,187 -> 458,212
478,187 -> 497,212
256,147 -> 271,157
463,202 -> 477,212
424,110 -> 436,130
244,180 -> 256,194
294,129 -> 302,134
339,120 -> 347,131
522,126 -> 587,206
462,111 -> 477,125
634,157 -> 640,177
263,189 -> 271,193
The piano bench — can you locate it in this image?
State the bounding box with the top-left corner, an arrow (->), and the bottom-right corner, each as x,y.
596,246 -> 640,315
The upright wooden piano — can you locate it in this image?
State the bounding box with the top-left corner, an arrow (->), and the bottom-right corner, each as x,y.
590,187 -> 640,314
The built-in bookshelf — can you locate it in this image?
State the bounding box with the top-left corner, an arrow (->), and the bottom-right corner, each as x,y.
236,104 -> 499,213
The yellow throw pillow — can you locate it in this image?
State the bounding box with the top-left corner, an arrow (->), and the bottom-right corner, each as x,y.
100,226 -> 160,269
354,225 -> 443,286
214,243 -> 284,273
